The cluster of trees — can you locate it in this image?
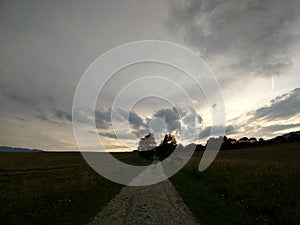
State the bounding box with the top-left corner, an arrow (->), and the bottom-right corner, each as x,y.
221,131 -> 300,150
138,133 -> 177,160
137,130 -> 300,160
221,136 -> 263,150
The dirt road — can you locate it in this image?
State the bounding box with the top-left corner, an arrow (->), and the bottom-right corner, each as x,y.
87,163 -> 200,225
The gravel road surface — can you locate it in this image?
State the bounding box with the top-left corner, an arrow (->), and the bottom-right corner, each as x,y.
87,162 -> 200,225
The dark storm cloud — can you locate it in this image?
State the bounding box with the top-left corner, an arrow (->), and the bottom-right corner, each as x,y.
148,106 -> 204,142
94,106 -> 204,142
154,107 -> 181,132
167,0 -> 300,76
252,88 -> 300,121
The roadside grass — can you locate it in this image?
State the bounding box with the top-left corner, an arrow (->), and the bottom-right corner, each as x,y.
171,143 -> 300,225
0,151 -> 149,225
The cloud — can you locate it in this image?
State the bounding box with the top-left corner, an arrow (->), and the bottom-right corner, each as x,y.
54,109 -> 72,122
182,111 -> 202,127
198,125 -> 238,139
97,131 -> 134,140
35,108 -> 72,124
227,87 -> 300,138
258,123 -> 300,133
94,105 -> 204,145
72,106 -> 94,126
0,74 -> 73,124
167,0 -> 300,76
252,88 -> 300,121
95,108 -> 112,129
154,107 -> 181,132
128,111 -> 144,128
94,107 -> 149,142
115,107 -> 144,129
0,73 -> 56,109
15,116 -> 30,122
144,106 -> 204,142
8,95 -> 39,107
35,108 -> 53,123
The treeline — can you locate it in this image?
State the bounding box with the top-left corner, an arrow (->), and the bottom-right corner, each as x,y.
202,130 -> 300,151
136,130 -> 300,160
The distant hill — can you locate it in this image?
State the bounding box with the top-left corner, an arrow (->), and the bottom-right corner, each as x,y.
0,146 -> 43,152
272,130 -> 300,143
281,130 -> 300,139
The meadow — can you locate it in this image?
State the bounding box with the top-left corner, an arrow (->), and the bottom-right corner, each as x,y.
171,143 -> 300,225
0,152 -> 147,225
0,143 -> 299,225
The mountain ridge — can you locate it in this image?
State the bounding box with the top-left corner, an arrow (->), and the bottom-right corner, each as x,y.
0,146 -> 43,152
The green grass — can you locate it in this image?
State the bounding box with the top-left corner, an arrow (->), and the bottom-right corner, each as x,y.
171,143 -> 300,225
0,151 -> 149,225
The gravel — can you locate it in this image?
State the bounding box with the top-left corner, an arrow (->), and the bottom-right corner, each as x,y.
87,163 -> 200,225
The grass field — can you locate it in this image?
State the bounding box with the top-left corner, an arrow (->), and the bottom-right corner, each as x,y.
0,144 -> 299,225
171,143 -> 300,225
0,152 -> 148,225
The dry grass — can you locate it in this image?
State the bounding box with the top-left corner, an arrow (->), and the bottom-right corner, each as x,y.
171,143 -> 300,225
0,152 -> 148,225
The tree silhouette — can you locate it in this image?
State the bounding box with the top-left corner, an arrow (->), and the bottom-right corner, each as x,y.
137,133 -> 178,161
138,133 -> 156,151
161,133 -> 177,146
156,133 -> 177,160
138,133 -> 156,160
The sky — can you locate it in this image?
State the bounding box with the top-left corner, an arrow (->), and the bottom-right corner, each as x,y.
0,0 -> 300,151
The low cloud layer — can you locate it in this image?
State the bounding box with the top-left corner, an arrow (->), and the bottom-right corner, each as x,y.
198,125 -> 237,139
258,123 -> 300,134
252,88 -> 300,121
92,105 -> 203,145
228,87 -> 300,138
